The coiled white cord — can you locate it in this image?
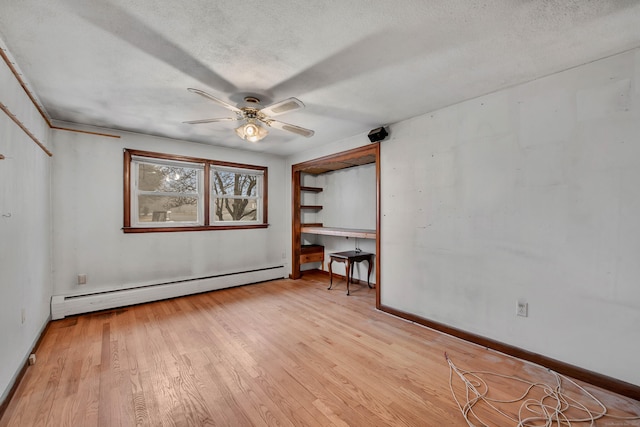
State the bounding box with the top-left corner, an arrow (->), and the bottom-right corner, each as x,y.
445,353 -> 640,426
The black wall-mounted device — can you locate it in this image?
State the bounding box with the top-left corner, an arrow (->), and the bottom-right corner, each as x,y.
367,126 -> 388,143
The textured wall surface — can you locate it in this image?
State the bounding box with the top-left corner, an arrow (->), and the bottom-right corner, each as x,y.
0,51 -> 52,402
50,126 -> 288,296
380,48 -> 640,385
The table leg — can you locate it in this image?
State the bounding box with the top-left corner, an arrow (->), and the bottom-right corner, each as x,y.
328,258 -> 334,290
367,258 -> 373,288
345,260 -> 351,296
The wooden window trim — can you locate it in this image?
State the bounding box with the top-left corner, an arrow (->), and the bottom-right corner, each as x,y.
123,148 -> 268,233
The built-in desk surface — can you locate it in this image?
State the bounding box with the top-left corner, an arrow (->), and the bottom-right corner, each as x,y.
301,226 -> 376,239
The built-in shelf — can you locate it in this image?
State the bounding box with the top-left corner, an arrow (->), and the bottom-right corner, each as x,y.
300,186 -> 323,193
301,226 -> 376,239
291,144 -> 380,281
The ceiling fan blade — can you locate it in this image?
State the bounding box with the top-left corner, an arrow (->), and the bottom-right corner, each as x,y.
183,117 -> 240,124
187,88 -> 243,114
259,97 -> 305,117
265,119 -> 315,138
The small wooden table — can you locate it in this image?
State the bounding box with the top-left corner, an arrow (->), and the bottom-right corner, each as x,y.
328,251 -> 374,295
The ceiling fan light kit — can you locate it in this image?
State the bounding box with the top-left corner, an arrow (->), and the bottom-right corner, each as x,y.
184,88 -> 314,143
235,119 -> 269,143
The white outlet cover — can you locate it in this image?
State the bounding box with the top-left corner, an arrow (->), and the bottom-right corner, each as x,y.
517,301 -> 528,317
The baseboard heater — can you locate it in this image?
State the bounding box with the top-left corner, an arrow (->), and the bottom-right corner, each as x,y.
51,265 -> 286,320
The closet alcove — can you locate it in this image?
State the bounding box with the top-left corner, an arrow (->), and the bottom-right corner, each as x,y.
291,143 -> 380,307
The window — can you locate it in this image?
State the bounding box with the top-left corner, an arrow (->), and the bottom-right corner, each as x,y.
124,149 -> 267,232
133,157 -> 204,226
211,166 -> 263,225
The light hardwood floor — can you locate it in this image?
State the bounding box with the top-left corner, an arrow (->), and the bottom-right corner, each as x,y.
2,271 -> 639,426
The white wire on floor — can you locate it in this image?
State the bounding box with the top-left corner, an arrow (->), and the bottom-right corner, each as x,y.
445,353 -> 640,426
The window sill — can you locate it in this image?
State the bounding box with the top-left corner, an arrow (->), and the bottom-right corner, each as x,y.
123,224 -> 269,233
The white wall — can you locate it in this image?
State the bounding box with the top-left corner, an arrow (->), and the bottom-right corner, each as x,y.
317,164 -> 377,231
0,49 -> 52,401
381,48 -> 640,385
51,126 -> 288,297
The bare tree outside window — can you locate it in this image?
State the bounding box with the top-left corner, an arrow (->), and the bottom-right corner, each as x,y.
137,163 -> 200,223
212,170 -> 259,222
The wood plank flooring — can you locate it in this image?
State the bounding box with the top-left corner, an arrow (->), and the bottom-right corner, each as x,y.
2,271 -> 639,426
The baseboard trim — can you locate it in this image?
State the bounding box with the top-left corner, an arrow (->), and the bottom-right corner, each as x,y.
0,317 -> 51,421
52,265 -> 286,319
379,304 -> 640,402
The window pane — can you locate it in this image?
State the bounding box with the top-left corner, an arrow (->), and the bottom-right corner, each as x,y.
212,171 -> 258,196
138,163 -> 199,193
138,195 -> 198,223
212,198 -> 258,222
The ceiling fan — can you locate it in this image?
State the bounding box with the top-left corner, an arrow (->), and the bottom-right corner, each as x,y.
183,88 -> 315,143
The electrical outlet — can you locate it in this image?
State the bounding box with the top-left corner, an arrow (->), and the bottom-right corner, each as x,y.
517,301 -> 528,317
77,274 -> 87,285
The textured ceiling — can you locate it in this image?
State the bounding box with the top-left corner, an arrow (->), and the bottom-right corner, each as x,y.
1,1 -> 639,156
